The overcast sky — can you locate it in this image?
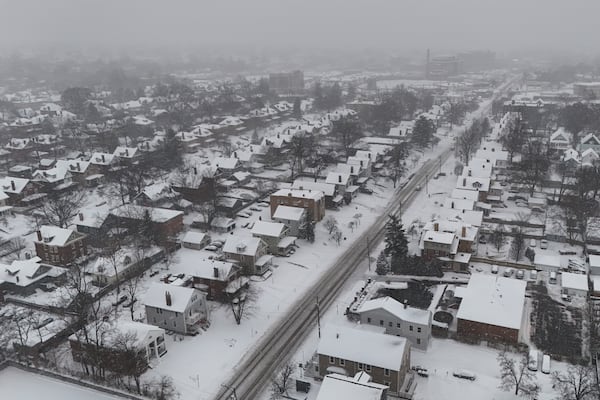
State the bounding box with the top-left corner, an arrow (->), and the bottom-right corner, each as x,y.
0,0 -> 597,55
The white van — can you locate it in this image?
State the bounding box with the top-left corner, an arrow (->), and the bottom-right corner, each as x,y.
528,350 -> 539,371
530,239 -> 536,248
503,268 -> 514,277
516,270 -> 524,279
491,265 -> 499,274
541,354 -> 551,374
549,271 -> 557,284
540,239 -> 548,249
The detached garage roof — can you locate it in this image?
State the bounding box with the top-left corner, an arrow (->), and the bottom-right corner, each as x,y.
457,274 -> 526,330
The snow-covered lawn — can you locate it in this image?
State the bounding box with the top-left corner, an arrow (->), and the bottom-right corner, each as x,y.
0,367 -> 123,400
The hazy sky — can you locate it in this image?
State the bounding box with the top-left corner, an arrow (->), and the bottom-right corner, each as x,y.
0,0 -> 598,55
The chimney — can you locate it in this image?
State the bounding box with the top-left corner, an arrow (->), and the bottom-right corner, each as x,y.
193,167 -> 198,175
434,222 -> 439,232
213,267 -> 219,278
338,175 -> 342,183
77,162 -> 81,171
350,166 -> 354,174
165,291 -> 172,306
79,213 -> 84,221
336,333 -> 339,339
462,226 -> 467,238
11,180 -> 15,191
101,154 -> 105,163
403,300 -> 408,309
125,149 -> 129,156
36,230 -> 42,241
451,201 -> 455,209
234,151 -> 238,158
468,170 -> 472,177
462,178 -> 466,187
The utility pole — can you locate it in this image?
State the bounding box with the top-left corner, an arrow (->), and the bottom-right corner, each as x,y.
425,174 -> 429,195
316,296 -> 321,338
367,236 -> 371,271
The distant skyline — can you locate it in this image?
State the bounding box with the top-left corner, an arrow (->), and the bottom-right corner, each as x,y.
0,0 -> 598,58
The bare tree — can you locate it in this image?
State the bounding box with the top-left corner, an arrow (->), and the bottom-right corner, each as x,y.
510,229 -> 526,261
331,229 -> 343,246
497,351 -> 540,398
151,375 -> 179,400
112,331 -> 149,394
516,140 -> 550,196
41,191 -> 86,228
227,280 -> 255,325
551,365 -> 599,400
271,362 -> 296,399
123,274 -> 142,321
323,216 -> 338,235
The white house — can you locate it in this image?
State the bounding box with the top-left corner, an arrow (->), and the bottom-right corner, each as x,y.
561,272 -> 588,297
534,254 -> 562,272
549,128 -> 571,153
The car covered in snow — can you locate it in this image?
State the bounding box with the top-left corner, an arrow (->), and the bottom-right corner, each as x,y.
452,370 -> 476,381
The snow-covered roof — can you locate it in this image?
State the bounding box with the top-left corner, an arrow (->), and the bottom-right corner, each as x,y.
326,172 -> 351,185
580,133 -> 600,145
317,325 -> 408,371
0,177 -> 29,194
292,180 -> 335,197
143,282 -> 199,313
90,152 -> 115,166
273,205 -> 306,221
251,221 -> 286,238
456,274 -> 526,330
32,165 -> 71,183
223,236 -> 265,256
451,188 -> 480,201
36,226 -> 80,246
55,159 -> 91,174
534,254 -> 561,268
70,321 -> 164,349
456,176 -> 490,192
211,217 -> 235,228
110,205 -> 183,223
444,197 -> 475,211
139,182 -> 173,202
113,146 -> 138,159
316,373 -> 387,400
561,272 -> 588,292
182,231 -> 208,245
462,158 -> 493,179
550,127 -> 571,143
589,254 -> 600,269
422,230 -> 456,245
0,257 -> 55,287
180,258 -> 235,282
212,157 -> 239,170
358,296 -> 431,325
272,188 -> 324,200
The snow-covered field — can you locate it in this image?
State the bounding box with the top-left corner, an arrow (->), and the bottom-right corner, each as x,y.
0,367 -> 123,400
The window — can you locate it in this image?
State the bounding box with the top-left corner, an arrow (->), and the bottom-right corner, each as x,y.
417,338 -> 421,345
367,317 -> 371,323
358,363 -> 363,370
417,327 -> 421,333
340,359 -> 345,366
396,323 -> 401,328
329,356 -> 335,364
379,320 -> 384,326
366,364 -> 372,372
388,321 -> 392,327
409,325 -> 413,331
384,368 -> 390,377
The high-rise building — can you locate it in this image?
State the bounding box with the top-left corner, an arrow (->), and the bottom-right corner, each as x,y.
268,70 -> 305,94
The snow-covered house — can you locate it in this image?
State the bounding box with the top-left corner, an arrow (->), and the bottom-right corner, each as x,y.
356,296 -> 432,350
326,172 -> 353,202
549,127 -> 571,153
456,274 -> 526,344
143,283 -> 209,335
578,133 -> 600,154
589,255 -> 600,275
134,182 -> 179,208
317,325 -> 411,395
222,235 -> 270,275
32,165 -> 74,191
581,148 -> 599,167
561,272 -> 588,297
113,146 -> 139,162
69,321 -> 167,373
0,177 -> 35,205
270,188 -> 326,222
388,121 -> 414,138
54,159 -> 92,184
251,221 -> 295,256
211,157 -> 241,177
315,373 -> 388,400
534,254 -> 562,272
455,176 -> 490,202
176,259 -> 241,301
34,226 -> 88,266
181,231 -> 211,250
89,152 -> 116,174
209,216 -> 236,233
292,180 -> 340,209
108,205 -> 184,245
272,205 -> 307,236
0,257 -> 65,296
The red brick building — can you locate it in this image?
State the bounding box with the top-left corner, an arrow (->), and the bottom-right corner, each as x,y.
108,205 -> 184,245
270,189 -> 325,222
34,226 -> 88,266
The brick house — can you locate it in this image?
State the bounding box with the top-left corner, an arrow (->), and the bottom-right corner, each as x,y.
108,205 -> 184,245
0,177 -> 36,205
456,274 -> 526,344
34,225 -> 88,266
270,189 -> 325,222
184,259 -> 241,301
317,325 -> 411,395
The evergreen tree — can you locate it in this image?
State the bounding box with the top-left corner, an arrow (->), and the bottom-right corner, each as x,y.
298,218 -> 315,243
411,115 -> 435,148
139,210 -> 158,247
384,214 -> 408,270
375,251 -> 389,275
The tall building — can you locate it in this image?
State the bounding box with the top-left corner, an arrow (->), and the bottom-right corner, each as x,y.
268,70 -> 304,94
426,54 -> 460,79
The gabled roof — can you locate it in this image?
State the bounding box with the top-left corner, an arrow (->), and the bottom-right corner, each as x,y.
251,221 -> 287,238
550,127 -> 571,143
273,205 -> 306,221
581,133 -> 600,145
182,231 -> 208,245
32,165 -> 71,183
90,152 -> 115,166
223,235 -> 265,256
0,177 -> 29,194
317,325 -> 408,371
212,157 -> 239,170
110,205 -> 183,223
113,146 -> 138,159
272,188 -> 324,200
292,180 -> 335,197
55,159 -> 91,174
316,373 -> 387,400
70,321 -> 164,350
36,225 -> 81,246
326,172 -> 351,185
358,296 -> 431,325
143,283 -> 200,313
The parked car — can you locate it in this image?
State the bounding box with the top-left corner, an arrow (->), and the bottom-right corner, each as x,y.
205,245 -> 218,252
415,185 -> 422,192
453,370 -> 476,381
257,202 -> 269,208
541,355 -> 551,374
529,239 -> 536,248
559,249 -> 577,255
503,268 -> 514,277
478,235 -> 487,244
516,270 -> 524,279
237,212 -> 251,218
359,187 -> 374,194
561,294 -> 572,302
250,206 -> 262,212
246,222 -> 255,229
530,270 -> 538,281
491,265 -> 499,274
540,239 -> 548,249
211,240 -> 224,248
549,271 -> 557,284
528,350 -> 539,371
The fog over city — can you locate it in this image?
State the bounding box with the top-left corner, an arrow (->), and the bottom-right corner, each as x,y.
0,0 -> 598,55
